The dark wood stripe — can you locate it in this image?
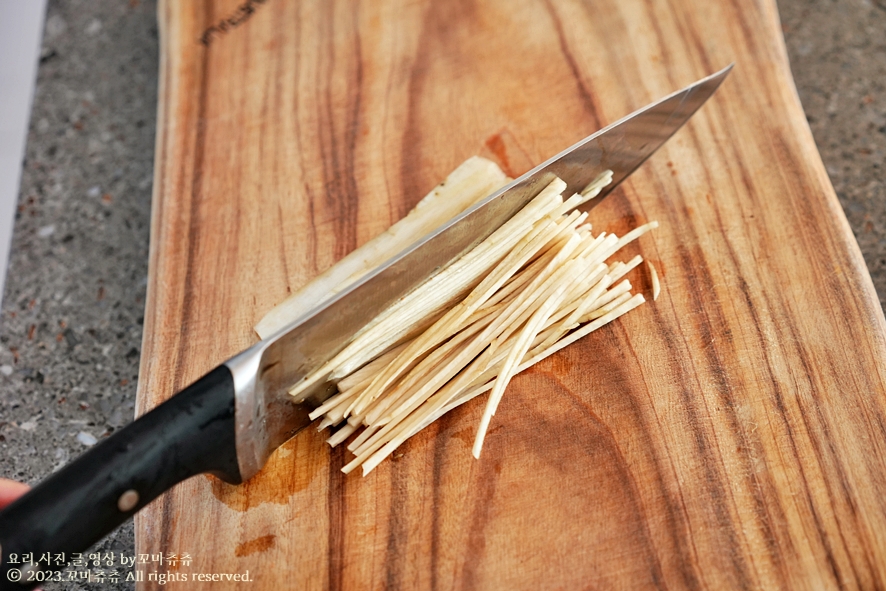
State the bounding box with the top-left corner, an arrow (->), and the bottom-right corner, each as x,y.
317,1 -> 361,264
171,0 -> 214,393
458,456 -> 501,591
384,451 -> 411,590
326,445 -> 346,591
430,418 -> 447,591
159,0 -> 215,561
399,0 -> 433,213
542,0 -> 602,129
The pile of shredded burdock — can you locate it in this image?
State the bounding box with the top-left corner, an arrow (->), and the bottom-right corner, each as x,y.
258,158 -> 659,475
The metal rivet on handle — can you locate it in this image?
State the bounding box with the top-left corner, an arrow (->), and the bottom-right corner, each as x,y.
117,489 -> 139,512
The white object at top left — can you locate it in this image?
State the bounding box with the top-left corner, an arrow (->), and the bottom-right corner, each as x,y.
0,0 -> 48,309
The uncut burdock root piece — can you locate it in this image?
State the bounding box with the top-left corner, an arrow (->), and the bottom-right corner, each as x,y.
254,156 -> 510,340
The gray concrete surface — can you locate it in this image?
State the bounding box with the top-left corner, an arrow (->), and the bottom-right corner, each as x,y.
0,1 -> 157,588
0,0 -> 883,589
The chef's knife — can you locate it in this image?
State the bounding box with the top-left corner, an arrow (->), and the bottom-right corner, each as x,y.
0,65 -> 731,588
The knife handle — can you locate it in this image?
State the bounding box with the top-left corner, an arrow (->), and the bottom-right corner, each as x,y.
0,365 -> 242,589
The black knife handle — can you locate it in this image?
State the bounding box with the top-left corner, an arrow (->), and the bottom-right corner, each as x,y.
0,365 -> 242,589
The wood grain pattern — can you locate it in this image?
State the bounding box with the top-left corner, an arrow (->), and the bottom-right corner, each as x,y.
136,0 -> 886,588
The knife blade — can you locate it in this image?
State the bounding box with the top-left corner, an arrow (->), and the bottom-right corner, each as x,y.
0,64 -> 731,587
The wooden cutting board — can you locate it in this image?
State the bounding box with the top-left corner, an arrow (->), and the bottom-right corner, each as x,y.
135,0 -> 886,588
